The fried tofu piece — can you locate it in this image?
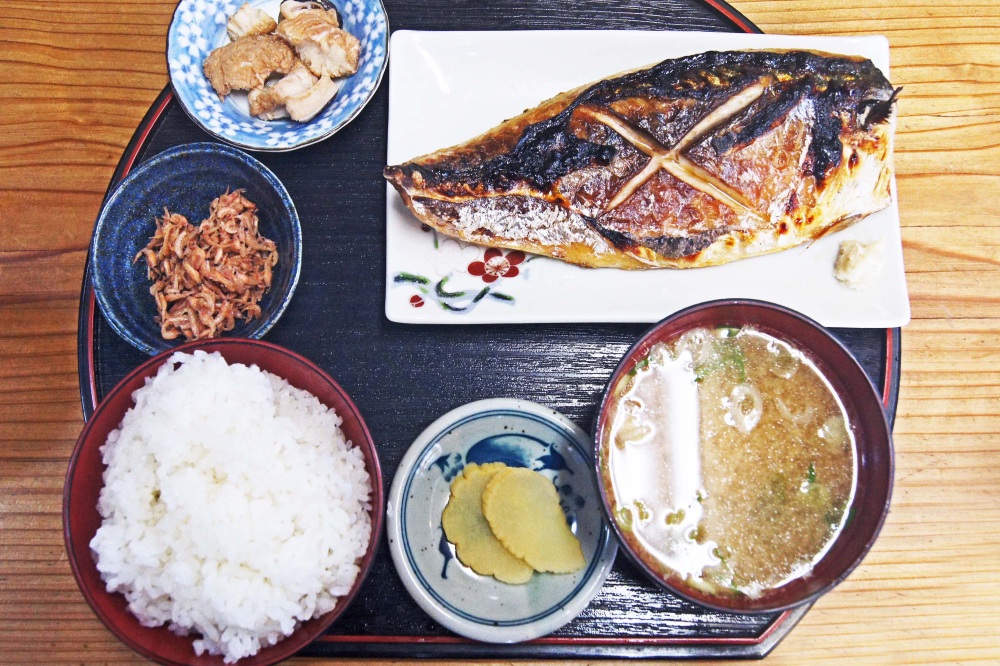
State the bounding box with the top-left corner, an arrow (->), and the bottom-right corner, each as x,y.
275,9 -> 360,78
279,0 -> 330,21
203,34 -> 297,98
285,75 -> 339,121
226,3 -> 277,41
248,62 -> 319,120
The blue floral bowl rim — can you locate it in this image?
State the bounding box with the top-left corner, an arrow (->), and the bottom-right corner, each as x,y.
165,0 -> 391,153
89,141 -> 303,356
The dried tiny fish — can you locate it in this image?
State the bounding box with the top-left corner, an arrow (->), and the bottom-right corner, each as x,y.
136,190 -> 279,341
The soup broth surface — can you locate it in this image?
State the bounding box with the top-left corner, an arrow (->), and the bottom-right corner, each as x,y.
605,326 -> 856,598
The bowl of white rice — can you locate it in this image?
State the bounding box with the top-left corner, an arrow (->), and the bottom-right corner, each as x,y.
63,339 -> 383,665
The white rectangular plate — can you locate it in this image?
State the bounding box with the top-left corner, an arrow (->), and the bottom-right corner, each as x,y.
385,30 -> 910,327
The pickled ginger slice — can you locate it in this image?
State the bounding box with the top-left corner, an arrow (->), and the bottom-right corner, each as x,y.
481,467 -> 585,574
441,463 -> 534,585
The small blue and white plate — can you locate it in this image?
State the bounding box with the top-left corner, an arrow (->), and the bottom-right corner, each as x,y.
386,398 -> 618,643
167,0 -> 388,152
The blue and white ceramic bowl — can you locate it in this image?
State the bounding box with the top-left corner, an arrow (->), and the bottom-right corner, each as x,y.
90,142 -> 302,355
386,399 -> 618,643
167,0 -> 388,151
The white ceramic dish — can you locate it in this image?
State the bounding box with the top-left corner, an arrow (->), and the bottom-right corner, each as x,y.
385,399 -> 617,643
384,30 -> 910,327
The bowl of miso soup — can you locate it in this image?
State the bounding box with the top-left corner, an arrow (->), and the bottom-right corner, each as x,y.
595,299 -> 893,613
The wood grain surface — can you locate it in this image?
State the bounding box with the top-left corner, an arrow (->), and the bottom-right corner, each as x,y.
1,0 -> 998,664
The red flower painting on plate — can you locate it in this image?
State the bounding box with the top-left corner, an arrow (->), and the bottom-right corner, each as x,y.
468,249 -> 526,283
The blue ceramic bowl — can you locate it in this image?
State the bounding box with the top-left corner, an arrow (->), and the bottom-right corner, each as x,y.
167,0 -> 389,152
386,399 -> 618,644
90,142 -> 301,355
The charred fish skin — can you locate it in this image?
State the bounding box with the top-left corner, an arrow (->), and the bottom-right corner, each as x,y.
385,50 -> 898,269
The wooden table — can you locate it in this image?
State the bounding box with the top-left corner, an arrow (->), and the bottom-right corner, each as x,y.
2,0 -> 998,663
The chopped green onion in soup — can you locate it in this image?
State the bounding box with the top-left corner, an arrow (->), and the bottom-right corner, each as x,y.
602,326 -> 857,599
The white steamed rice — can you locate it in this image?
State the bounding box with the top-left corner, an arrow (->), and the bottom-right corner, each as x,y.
90,350 -> 372,663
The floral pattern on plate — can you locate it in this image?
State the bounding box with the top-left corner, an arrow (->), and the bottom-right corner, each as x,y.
468,248 -> 526,283
390,232 -> 540,314
167,0 -> 388,151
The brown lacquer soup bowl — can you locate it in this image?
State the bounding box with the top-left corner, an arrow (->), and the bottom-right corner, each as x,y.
594,299 -> 893,614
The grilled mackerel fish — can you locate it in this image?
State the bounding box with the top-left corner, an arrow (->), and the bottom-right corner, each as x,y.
384,50 -> 898,269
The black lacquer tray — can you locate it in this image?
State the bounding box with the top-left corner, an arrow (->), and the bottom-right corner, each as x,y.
78,0 -> 900,659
